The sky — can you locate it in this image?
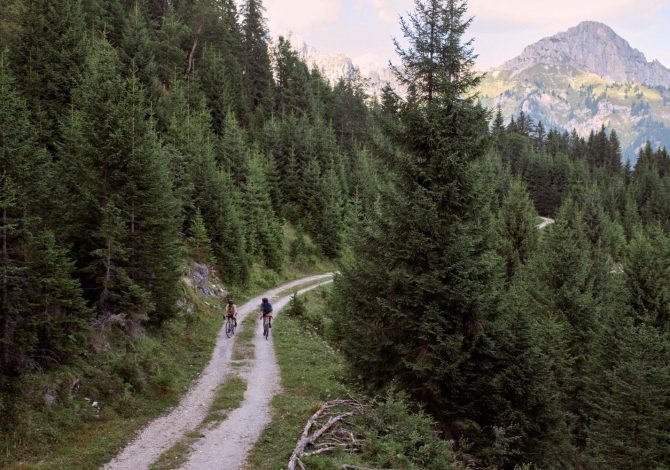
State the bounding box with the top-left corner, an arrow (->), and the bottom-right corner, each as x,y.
259,0 -> 670,69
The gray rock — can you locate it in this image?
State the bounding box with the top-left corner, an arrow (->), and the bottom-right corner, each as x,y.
501,21 -> 670,88
44,392 -> 56,406
192,263 -> 211,298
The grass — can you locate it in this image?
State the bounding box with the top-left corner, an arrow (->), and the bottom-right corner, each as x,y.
243,287 -> 456,470
244,286 -> 351,470
0,251 -> 331,470
0,275 -> 227,470
232,314 -> 258,364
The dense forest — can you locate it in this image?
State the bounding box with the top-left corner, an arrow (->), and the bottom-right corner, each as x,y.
1,0 -> 669,468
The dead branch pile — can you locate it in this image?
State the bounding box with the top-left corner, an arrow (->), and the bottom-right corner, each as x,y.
287,399 -> 364,470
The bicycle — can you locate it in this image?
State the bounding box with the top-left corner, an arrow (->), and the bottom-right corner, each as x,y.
262,314 -> 271,340
225,314 -> 236,338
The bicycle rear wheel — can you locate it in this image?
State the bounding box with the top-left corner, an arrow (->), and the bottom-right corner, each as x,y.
263,317 -> 269,339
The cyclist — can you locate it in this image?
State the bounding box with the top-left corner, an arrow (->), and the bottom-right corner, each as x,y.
259,297 -> 273,331
226,299 -> 237,327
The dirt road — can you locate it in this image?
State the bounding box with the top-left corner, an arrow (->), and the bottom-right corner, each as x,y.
102,274 -> 334,470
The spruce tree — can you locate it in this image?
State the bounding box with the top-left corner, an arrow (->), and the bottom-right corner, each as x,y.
58,40 -> 181,324
334,0 -> 510,455
240,0 -> 273,119
0,52 -> 89,374
497,179 -> 538,282
10,0 -> 88,149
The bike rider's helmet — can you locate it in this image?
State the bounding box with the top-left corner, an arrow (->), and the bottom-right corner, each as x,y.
228,299 -> 234,305
262,298 -> 268,303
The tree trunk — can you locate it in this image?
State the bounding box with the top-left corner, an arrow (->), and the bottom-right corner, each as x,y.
187,19 -> 204,74
1,205 -> 9,370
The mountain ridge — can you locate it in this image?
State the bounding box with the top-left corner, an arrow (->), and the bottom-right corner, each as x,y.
500,21 -> 670,89
478,21 -> 670,160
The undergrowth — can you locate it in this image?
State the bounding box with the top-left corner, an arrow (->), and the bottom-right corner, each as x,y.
245,286 -> 454,470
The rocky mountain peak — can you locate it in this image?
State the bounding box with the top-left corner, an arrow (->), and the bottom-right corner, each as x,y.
500,21 -> 670,88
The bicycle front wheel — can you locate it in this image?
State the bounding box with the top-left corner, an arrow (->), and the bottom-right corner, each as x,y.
225,318 -> 234,338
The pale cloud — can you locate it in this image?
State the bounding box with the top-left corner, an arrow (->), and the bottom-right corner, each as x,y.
264,0 -> 342,33
368,0 -> 400,23
469,0 -> 666,26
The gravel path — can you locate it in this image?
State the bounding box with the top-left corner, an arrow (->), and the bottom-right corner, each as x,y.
102,274 -> 333,470
179,280 -> 333,470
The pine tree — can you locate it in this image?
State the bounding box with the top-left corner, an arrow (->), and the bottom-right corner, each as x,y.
497,179 -> 538,282
392,0 -> 481,103
58,40 -> 181,324
0,52 -> 89,374
587,319 -> 670,468
624,226 -> 670,331
241,150 -> 284,270
334,0 -> 511,455
10,0 -> 88,149
240,0 -> 273,118
188,208 -> 214,263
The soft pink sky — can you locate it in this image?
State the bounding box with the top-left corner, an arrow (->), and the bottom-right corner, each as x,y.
258,0 -> 670,69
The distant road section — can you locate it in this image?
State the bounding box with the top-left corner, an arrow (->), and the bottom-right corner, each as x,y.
536,217 -> 555,230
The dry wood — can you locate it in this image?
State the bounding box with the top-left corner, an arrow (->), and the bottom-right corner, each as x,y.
287,399 -> 362,470
187,18 -> 204,74
341,466 -> 398,470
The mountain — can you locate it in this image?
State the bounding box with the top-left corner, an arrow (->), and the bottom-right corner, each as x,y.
501,21 -> 670,88
478,21 -> 670,160
284,34 -> 398,97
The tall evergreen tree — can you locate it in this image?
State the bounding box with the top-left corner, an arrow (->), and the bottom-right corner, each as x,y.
58,40 -> 181,324
10,0 -> 88,149
240,0 -> 273,119
0,53 -> 89,374
497,179 -> 538,282
334,0 -> 511,456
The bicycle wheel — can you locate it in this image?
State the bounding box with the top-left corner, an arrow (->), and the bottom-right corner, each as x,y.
225,317 -> 233,338
263,317 -> 269,339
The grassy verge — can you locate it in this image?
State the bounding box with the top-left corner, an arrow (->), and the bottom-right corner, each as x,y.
0,257 -> 328,470
244,286 -> 350,470
244,287 -> 455,470
0,273 -> 228,470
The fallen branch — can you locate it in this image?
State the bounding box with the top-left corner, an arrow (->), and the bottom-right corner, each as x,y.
287,399 -> 362,470
341,466 -> 398,470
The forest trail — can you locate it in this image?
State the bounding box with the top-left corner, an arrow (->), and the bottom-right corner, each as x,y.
179,279 -> 333,470
536,216 -> 555,230
102,274 -> 334,470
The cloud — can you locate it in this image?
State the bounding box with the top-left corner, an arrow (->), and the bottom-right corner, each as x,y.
367,0 -> 401,23
468,0 -> 666,27
264,0 -> 342,33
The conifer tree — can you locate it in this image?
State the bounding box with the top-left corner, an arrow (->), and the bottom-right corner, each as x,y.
334,0 -> 509,455
0,53 -> 89,374
497,179 -> 539,282
188,208 -> 214,264
241,151 -> 284,270
11,0 -> 88,148
587,319 -> 670,468
58,40 -> 181,324
240,0 -> 273,119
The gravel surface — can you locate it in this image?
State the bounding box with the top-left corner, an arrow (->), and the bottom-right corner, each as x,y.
102,274 -> 334,470
180,280 -> 333,470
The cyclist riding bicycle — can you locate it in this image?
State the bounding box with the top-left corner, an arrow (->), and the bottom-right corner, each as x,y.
226,299 -> 237,327
259,297 -> 273,330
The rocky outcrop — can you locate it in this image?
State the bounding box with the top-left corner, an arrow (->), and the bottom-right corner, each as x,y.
501,21 -> 670,88
285,35 -> 399,97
